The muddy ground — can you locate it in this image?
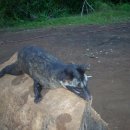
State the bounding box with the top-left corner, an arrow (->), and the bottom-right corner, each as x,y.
0,23 -> 130,130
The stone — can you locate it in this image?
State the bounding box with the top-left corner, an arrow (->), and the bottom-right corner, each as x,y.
0,53 -> 108,130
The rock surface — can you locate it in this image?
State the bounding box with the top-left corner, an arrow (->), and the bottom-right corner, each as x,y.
0,53 -> 108,130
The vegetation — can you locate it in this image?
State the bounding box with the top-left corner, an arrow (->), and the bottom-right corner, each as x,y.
0,0 -> 130,28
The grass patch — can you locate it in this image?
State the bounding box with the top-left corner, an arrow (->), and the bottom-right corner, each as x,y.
0,9 -> 130,30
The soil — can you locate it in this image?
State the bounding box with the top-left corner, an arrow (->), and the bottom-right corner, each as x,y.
0,23 -> 130,130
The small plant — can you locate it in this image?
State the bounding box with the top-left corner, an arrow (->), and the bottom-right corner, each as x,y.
94,1 -> 112,11
117,3 -> 130,11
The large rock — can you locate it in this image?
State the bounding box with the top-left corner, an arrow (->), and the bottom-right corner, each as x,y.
0,53 -> 108,130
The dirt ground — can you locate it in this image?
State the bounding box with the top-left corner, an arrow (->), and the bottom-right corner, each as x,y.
0,23 -> 130,130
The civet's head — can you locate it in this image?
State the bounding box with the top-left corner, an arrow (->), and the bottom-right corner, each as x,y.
59,64 -> 92,101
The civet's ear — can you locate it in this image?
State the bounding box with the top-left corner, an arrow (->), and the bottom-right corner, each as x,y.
76,64 -> 90,75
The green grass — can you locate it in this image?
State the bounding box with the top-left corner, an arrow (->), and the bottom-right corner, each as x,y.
0,10 -> 130,30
